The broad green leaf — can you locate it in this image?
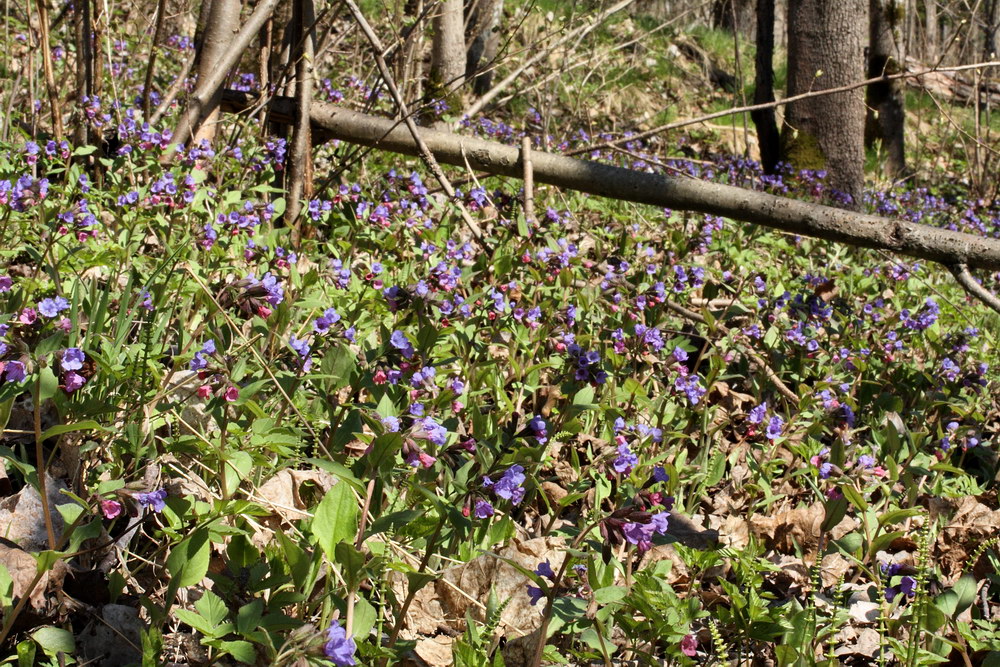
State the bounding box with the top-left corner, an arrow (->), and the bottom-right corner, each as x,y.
313,483 -> 358,561
166,528 -> 211,588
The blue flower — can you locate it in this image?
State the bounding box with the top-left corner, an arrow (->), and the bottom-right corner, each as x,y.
38,296 -> 70,318
323,620 -> 357,666
493,465 -> 526,504
389,330 -> 415,359
61,347 -> 85,371
766,415 -> 784,440
136,488 -> 167,513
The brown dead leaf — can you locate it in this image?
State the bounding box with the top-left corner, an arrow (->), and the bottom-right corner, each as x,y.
393,537 -> 565,641
256,469 -> 337,522
414,636 -> 454,667
750,502 -> 857,561
0,541 -> 67,612
930,495 -> 1000,579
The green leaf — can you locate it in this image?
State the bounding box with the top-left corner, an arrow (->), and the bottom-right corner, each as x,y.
352,596 -> 377,640
935,574 -> 978,619
592,586 -> 627,604
166,528 -> 211,588
335,542 -> 366,589
821,496 -> 849,532
236,600 -> 264,636
31,627 -> 74,656
840,484 -> 868,512
313,483 -> 358,561
878,507 -> 923,526
195,590 -> 229,627
217,640 -> 257,664
40,420 -> 105,442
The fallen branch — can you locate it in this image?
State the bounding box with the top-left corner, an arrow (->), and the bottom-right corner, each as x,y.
221,90 -> 1000,272
949,264 -> 1000,316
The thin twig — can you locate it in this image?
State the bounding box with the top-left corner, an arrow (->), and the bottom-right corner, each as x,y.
141,0 -> 167,119
568,59 -> 1000,157
948,263 -> 1000,316
34,0 -> 64,140
662,299 -> 799,403
344,0 -> 486,247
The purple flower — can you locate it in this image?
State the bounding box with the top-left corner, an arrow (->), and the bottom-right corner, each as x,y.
64,371 -> 86,393
38,296 -> 70,318
473,499 -> 494,519
528,415 -> 548,443
323,620 -> 357,666
289,335 -> 311,358
527,585 -> 545,606
61,347 -> 85,371
381,416 -> 400,432
313,307 -> 341,333
766,415 -> 784,440
417,417 -> 447,446
748,402 -> 767,424
492,465 -> 526,505
672,346 -> 689,362
190,339 -> 216,371
652,466 -> 669,483
5,361 -> 27,383
534,560 -> 556,581
0,276 -> 11,292
136,488 -> 167,513
613,443 -> 638,474
389,330 -> 415,359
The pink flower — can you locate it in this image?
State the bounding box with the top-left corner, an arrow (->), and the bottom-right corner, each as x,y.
101,500 -> 122,519
224,386 -> 240,402
64,371 -> 86,393
373,369 -> 388,384
197,385 -> 212,399
417,452 -> 437,468
56,317 -> 72,332
18,308 -> 37,325
681,633 -> 697,657
256,305 -> 272,318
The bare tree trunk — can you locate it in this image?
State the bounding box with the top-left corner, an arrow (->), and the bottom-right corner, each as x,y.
782,0 -> 868,206
751,0 -> 780,173
986,0 -> 1000,58
286,0 -> 316,230
429,0 -> 466,111
866,0 -> 907,177
712,0 -> 755,34
466,0 -> 503,96
193,0 -> 242,146
73,0 -> 93,146
925,0 -> 938,61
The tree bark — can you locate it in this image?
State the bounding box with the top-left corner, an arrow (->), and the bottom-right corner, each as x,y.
286,0 -> 316,229
192,0 -> 242,146
466,0 -> 503,96
782,0 -> 868,207
222,89 -> 1000,272
712,0 -> 755,34
751,0 -> 780,174
925,0 -> 938,62
985,0 -> 1000,59
429,0 -> 466,111
866,0 -> 907,178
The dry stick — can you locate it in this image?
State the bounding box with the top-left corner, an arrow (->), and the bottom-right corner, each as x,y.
287,0 -> 317,236
461,0 -> 638,123
344,478 -> 377,637
661,298 -> 799,403
223,91 -> 1000,273
521,135 -> 535,224
949,263 -> 1000,316
141,0 -> 168,119
149,50 -> 196,126
34,0 -> 64,140
566,59 -> 1000,157
33,374 -> 57,550
343,0 -> 485,246
167,0 -> 282,154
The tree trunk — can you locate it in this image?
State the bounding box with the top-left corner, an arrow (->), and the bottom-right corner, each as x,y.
866,0 -> 906,178
429,0 -> 466,112
782,0 -> 868,207
925,0 -> 938,61
712,0 -> 755,35
286,0 -> 315,230
751,0 -> 780,174
192,0 -> 242,146
466,0 -> 503,96
985,0 -> 1000,59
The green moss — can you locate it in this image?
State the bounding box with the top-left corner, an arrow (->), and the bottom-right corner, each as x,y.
780,128 -> 826,170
